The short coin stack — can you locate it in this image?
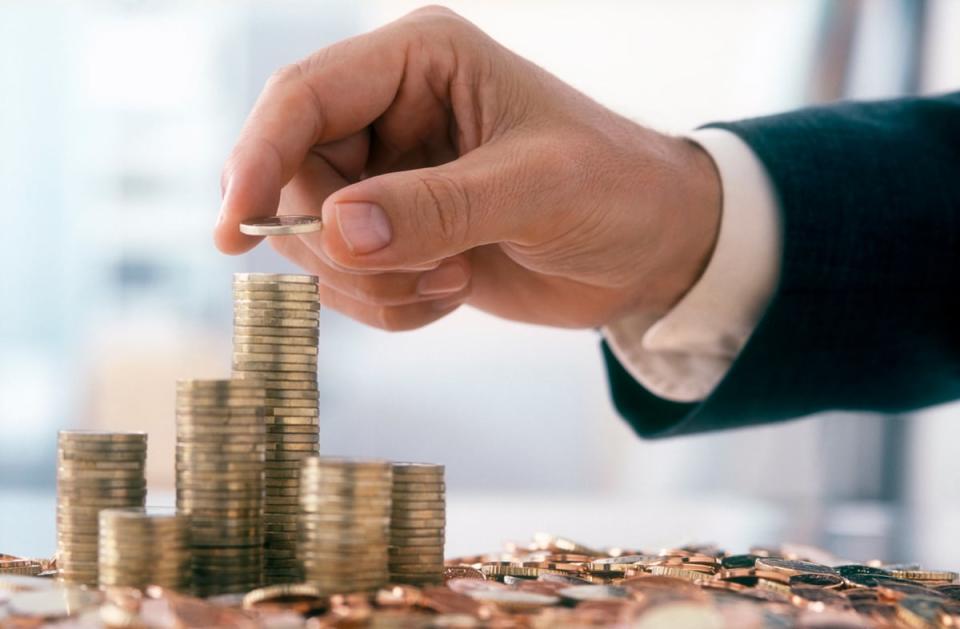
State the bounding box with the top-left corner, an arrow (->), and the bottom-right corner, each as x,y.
232,273 -> 320,584
98,508 -> 190,591
56,430 -> 147,586
176,379 -> 266,596
389,463 -> 446,585
299,457 -> 392,594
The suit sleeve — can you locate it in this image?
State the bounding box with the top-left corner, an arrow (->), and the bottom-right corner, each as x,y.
606,91 -> 960,438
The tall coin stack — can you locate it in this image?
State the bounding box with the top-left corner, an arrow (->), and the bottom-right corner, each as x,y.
389,463 -> 446,585
56,430 -> 147,586
299,457 -> 392,594
98,508 -> 190,591
176,379 -> 266,596
232,273 -> 320,584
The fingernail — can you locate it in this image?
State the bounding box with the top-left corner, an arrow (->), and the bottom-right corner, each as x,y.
417,262 -> 469,296
335,202 -> 392,254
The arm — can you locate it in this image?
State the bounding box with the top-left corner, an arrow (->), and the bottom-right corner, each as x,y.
608,92 -> 960,438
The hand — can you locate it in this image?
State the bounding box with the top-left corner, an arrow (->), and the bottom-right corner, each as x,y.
215,6 -> 721,331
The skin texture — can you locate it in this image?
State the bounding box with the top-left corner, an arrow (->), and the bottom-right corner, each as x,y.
215,6 -> 722,332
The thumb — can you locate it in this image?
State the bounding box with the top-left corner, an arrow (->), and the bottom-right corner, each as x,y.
302,147 -> 530,271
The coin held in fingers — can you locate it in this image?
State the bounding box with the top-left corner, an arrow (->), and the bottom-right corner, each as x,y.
240,215 -> 323,236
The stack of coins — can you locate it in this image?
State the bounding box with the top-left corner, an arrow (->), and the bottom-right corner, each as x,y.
98,508 -> 190,591
389,463 -> 446,585
299,457 -> 392,594
232,273 -> 320,584
56,430 -> 147,586
176,379 -> 266,596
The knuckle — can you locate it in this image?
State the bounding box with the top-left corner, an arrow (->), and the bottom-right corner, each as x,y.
409,5 -> 459,21
406,5 -> 476,42
413,172 -> 472,246
266,63 -> 302,88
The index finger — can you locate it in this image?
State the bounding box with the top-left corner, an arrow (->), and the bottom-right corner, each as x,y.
214,24 -> 408,254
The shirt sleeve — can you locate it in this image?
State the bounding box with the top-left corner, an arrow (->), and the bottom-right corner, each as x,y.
601,128 -> 783,402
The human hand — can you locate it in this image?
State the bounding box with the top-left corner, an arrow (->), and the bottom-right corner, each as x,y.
215,6 -> 721,331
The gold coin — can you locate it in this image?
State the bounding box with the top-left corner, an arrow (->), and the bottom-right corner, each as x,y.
234,306 -> 320,320
392,498 -> 445,508
233,334 -> 317,348
239,215 -> 323,236
58,430 -> 147,443
262,388 -> 319,400
389,532 -> 446,544
234,300 -> 320,314
392,481 -> 446,493
55,458 -> 144,470
890,569 -> 958,582
266,418 -> 319,428
233,364 -> 317,376
233,288 -> 318,302
177,501 -> 264,515
262,398 -> 317,409
176,379 -> 265,392
57,440 -> 147,452
234,272 -> 317,284
236,371 -> 317,384
175,459 -> 263,471
58,486 -> 146,497
388,545 -> 444,556
177,441 -> 264,452
267,432 -> 318,445
234,344 -> 317,356
56,466 -> 145,478
233,324 -> 318,337
176,423 -> 265,434
392,463 -> 445,476
175,395 -> 266,406
241,378 -> 318,391
233,314 -> 319,327
389,508 -> 445,519
268,451 -> 318,462
267,424 -> 318,435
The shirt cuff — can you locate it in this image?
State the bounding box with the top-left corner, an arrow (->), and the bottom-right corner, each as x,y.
602,128 -> 782,402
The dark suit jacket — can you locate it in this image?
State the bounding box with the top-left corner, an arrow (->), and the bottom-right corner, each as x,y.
605,92 -> 960,438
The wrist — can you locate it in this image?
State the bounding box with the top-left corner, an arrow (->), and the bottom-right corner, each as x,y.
646,135 -> 723,315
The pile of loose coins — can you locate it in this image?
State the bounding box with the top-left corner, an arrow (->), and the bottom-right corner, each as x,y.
98,508 -> 190,590
56,430 -> 147,586
299,457 -> 393,594
175,379 -> 266,596
232,273 -> 320,584
389,463 -> 446,585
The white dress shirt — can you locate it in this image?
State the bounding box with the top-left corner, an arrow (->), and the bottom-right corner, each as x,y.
602,128 -> 782,402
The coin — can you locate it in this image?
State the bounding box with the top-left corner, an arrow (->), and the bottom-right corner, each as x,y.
177,378 -> 266,595
97,508 -> 190,590
234,344 -> 318,357
233,288 -> 318,302
754,557 -> 838,577
240,215 -> 323,236
234,272 -> 318,284
58,430 -> 146,443
234,306 -> 320,320
233,326 -> 319,339
57,433 -> 147,587
231,273 -> 322,585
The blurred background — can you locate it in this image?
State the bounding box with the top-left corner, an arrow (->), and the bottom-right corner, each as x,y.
1,0 -> 959,566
